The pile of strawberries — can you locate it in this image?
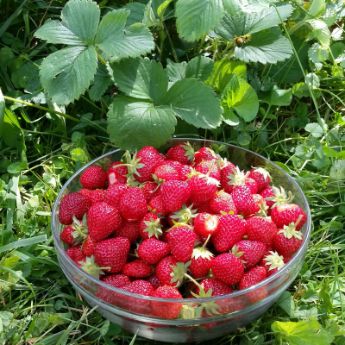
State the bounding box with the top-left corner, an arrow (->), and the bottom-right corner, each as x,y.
58,143 -> 307,319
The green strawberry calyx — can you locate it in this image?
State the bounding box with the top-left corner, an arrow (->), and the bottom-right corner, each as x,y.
279,223 -> 303,240
71,216 -> 88,244
80,256 -> 107,278
192,247 -> 214,260
227,166 -> 247,186
269,186 -> 294,207
190,286 -> 220,316
170,262 -> 190,286
182,142 -> 195,162
252,167 -> 271,180
143,218 -> 163,238
171,204 -> 197,225
264,251 -> 285,271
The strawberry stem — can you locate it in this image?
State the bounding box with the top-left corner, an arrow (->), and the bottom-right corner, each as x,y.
202,234 -> 212,248
184,272 -> 203,290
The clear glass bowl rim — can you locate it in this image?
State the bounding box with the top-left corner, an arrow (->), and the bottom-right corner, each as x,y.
51,137 -> 312,304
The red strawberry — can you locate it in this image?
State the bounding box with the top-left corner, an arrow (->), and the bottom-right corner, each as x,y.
248,167 -> 271,192
141,181 -> 159,201
119,187 -> 147,221
122,280 -> 154,296
107,161 -> 127,185
211,253 -> 244,285
232,240 -> 266,268
60,225 -> 77,246
262,251 -> 285,276
79,189 -> 106,205
166,143 -> 194,165
66,246 -> 85,265
123,259 -> 152,278
211,215 -> 246,253
271,204 -> 307,230
87,202 -> 122,242
220,162 -> 236,190
199,278 -> 232,296
239,266 -> 267,290
134,146 -> 165,183
194,147 -> 218,165
273,224 -> 303,258
189,247 -> 213,278
195,160 -> 221,180
166,225 -> 196,263
101,274 -> 131,288
58,192 -> 90,225
122,280 -> 154,313
194,213 -> 219,238
138,238 -> 170,264
154,161 -> 183,181
160,180 -> 191,213
152,286 -> 183,319
82,236 -> 95,256
94,237 -> 130,273
117,221 -> 139,244
209,190 -> 237,215
104,183 -> 127,207
155,256 -> 179,286
221,166 -> 256,194
139,213 -> 162,239
180,164 -> 193,180
148,275 -> 161,289
232,185 -> 259,217
260,186 -> 275,208
80,165 -> 107,189
148,195 -> 166,215
189,173 -> 219,204
246,216 -> 278,247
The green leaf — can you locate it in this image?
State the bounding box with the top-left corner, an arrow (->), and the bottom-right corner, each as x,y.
305,72 -> 320,89
61,0 -> 100,44
0,109 -> 24,149
0,235 -> 47,254
124,2 -> 146,26
185,56 -> 214,81
111,58 -> 168,102
207,59 -> 247,92
308,0 -> 326,18
162,79 -> 222,129
0,88 -> 4,120
40,45 -> 98,105
88,63 -> 112,101
263,86 -> 292,106
157,0 -> 173,19
305,122 -> 324,138
222,107 -> 240,126
307,19 -> 331,47
34,20 -> 83,45
272,320 -> 335,345
217,1 -> 293,38
107,96 -> 177,149
166,60 -> 187,82
176,0 -> 224,42
7,161 -> 28,175
222,75 -> 259,122
95,9 -> 154,62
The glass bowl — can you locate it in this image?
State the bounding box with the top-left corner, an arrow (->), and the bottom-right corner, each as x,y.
51,138 -> 311,343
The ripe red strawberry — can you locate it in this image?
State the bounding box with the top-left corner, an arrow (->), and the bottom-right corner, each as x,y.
211,215 -> 246,252
262,251 -> 285,276
189,173 -> 219,204
152,285 -> 183,319
246,216 -> 278,247
82,236 -> 95,256
189,247 -> 213,278
107,161 -> 127,185
166,225 -> 196,262
123,259 -> 152,278
260,186 -> 275,208
232,185 -> 259,217
154,161 -> 183,181
160,180 -> 191,213
101,274 -> 131,288
66,246 -> 85,265
155,256 -> 178,286
138,238 -> 170,264
248,167 -> 271,192
122,280 -> 154,296
94,237 -> 130,273
220,162 -> 236,190
148,275 -> 161,289
232,240 -> 266,268
240,266 -> 267,289
117,221 -> 139,244
79,189 -> 106,205
211,253 -> 244,285
194,147 -> 218,165
221,167 -> 258,194
271,204 -> 307,230
60,225 -> 76,246
80,165 -> 107,189
87,202 -> 122,242
141,181 -> 159,201
58,192 -> 90,225
139,213 -> 162,239
166,143 -> 194,165
180,164 -> 193,180
273,224 -> 303,258
195,160 -> 221,180
119,187 -> 147,221
209,190 -> 237,215
104,183 -> 127,207
134,146 -> 165,183
194,213 -> 219,238
199,278 -> 232,296
148,195 -> 166,215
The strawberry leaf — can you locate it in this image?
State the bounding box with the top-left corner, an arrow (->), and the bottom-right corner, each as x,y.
107,96 -> 176,149
88,63 -> 112,101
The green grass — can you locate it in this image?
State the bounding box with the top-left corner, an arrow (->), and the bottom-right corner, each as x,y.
1,0 -> 345,344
